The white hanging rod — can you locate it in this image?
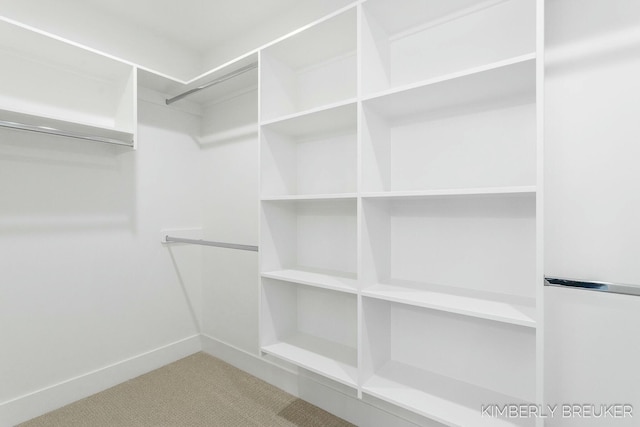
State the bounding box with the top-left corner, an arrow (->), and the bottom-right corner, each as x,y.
165,62 -> 258,105
0,119 -> 134,147
545,277 -> 640,297
165,235 -> 258,252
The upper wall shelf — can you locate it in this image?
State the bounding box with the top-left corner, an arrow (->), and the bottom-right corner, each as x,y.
0,109 -> 134,147
361,0 -> 536,95
0,18 -> 136,146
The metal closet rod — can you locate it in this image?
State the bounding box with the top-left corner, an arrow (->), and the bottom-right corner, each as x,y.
545,277 -> 640,297
165,235 -> 258,252
165,62 -> 258,105
0,119 -> 134,147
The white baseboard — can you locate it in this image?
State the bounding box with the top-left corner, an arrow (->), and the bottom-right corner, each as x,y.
0,335 -> 201,427
3,334 -> 428,427
200,333 -> 300,397
200,334 -> 425,427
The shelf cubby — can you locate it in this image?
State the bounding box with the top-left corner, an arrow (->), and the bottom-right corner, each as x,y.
361,57 -> 536,193
361,194 -> 536,325
261,102 -> 357,198
0,19 -> 136,144
261,198 -> 357,290
361,0 -> 535,95
260,8 -> 357,121
261,278 -> 358,387
361,298 -> 536,426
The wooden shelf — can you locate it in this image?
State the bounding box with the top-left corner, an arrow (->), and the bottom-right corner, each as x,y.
261,279 -> 358,388
261,268 -> 357,293
261,193 -> 357,201
360,57 -> 537,193
0,18 -> 136,142
261,100 -> 356,136
361,186 -> 536,200
363,361 -> 532,427
361,297 -> 536,425
362,281 -> 536,327
261,100 -> 357,198
262,333 -> 358,388
361,195 -> 536,301
260,98 -> 357,128
0,108 -> 134,147
362,55 -> 536,121
361,0 -> 536,94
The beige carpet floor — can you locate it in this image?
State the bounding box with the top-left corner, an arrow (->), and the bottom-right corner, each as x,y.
18,352 -> 355,427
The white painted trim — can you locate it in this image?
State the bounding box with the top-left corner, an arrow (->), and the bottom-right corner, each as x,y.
3,334 -> 429,427
535,1 -> 545,426
0,335 -> 201,427
200,334 -> 299,397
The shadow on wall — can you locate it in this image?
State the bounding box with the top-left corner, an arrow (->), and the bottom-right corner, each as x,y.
0,127 -> 137,234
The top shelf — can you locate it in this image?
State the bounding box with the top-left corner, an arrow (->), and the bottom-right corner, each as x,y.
361,0 -> 536,95
260,8 -> 357,122
0,17 -> 136,144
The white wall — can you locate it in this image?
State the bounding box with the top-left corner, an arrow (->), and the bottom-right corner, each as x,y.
199,89 -> 261,354
0,96 -> 204,426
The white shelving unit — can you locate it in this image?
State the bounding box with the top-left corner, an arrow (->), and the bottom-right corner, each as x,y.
0,18 -> 136,147
257,1 -> 542,425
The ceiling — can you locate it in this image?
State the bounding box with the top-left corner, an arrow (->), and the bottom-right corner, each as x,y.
0,0 -> 353,80
77,0 -> 299,52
